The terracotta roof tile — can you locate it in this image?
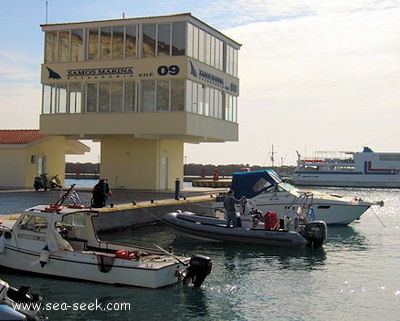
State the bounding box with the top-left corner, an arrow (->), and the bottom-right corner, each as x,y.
0,130 -> 48,144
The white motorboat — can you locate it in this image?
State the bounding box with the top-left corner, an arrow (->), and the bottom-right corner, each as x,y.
292,147 -> 400,188
0,187 -> 212,289
0,278 -> 46,321
163,207 -> 327,249
211,170 -> 383,225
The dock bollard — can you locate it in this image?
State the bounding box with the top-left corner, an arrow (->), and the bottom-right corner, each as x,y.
175,178 -> 180,200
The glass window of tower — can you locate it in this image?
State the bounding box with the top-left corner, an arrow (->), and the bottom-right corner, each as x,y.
58,31 -> 70,62
42,85 -> 53,113
157,24 -> 170,56
99,82 -> 111,112
56,85 -> 67,113
172,22 -> 185,55
69,83 -> 82,113
100,27 -> 112,60
111,82 -> 123,112
156,80 -> 170,111
71,29 -> 83,61
141,80 -> 156,111
45,31 -> 57,63
142,24 -> 156,57
86,83 -> 98,112
112,26 -> 124,59
125,26 -> 137,58
171,79 -> 184,111
88,28 -> 99,60
124,82 -> 136,111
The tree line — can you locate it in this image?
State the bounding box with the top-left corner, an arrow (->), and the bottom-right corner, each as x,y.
66,162 -> 294,177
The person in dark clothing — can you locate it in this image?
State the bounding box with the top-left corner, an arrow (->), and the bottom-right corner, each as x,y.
91,178 -> 112,208
223,189 -> 244,227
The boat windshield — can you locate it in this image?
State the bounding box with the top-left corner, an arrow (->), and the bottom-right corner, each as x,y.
277,181 -> 296,192
18,214 -> 48,233
61,212 -> 90,227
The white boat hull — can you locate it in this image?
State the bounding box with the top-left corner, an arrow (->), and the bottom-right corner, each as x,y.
0,245 -> 183,289
214,192 -> 371,225
0,189 -> 212,289
292,147 -> 400,188
249,192 -> 370,225
220,169 -> 381,226
291,173 -> 400,188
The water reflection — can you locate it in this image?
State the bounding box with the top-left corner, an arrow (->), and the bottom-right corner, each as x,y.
103,223 -> 330,273
99,223 -> 177,248
170,234 -> 328,276
326,225 -> 368,250
180,286 -> 209,318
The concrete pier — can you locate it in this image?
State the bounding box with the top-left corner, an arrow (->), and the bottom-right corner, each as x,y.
0,187 -> 225,232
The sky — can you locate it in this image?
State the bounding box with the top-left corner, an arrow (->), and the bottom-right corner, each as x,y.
0,0 -> 399,166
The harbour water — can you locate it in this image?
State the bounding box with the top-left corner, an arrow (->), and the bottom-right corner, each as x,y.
1,187 -> 399,320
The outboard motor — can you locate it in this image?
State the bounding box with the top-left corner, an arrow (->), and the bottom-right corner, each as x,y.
7,285 -> 42,304
303,221 -> 328,249
184,255 -> 212,288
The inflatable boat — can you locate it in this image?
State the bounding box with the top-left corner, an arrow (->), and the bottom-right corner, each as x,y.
163,210 -> 327,249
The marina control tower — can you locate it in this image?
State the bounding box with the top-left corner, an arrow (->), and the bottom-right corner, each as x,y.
40,13 -> 240,189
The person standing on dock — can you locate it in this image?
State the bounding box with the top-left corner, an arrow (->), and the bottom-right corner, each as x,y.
223,189 -> 244,227
91,178 -> 112,208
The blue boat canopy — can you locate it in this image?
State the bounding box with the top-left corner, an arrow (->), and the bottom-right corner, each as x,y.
231,170 -> 283,199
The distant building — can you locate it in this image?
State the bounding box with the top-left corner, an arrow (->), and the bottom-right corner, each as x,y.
40,13 -> 241,189
0,130 -> 88,189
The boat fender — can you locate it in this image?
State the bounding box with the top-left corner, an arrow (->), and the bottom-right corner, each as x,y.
39,247 -> 50,267
2,230 -> 12,239
264,211 -> 279,230
5,230 -> 11,239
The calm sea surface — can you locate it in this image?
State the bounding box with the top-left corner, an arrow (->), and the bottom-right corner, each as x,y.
1,186 -> 399,321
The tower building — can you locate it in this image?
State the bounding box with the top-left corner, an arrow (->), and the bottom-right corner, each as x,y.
40,13 -> 241,189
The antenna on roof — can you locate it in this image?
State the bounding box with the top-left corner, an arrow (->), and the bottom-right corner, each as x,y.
45,0 -> 48,24
269,144 -> 275,167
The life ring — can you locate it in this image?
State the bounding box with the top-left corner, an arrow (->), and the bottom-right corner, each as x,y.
67,204 -> 85,209
45,205 -> 63,212
115,250 -> 129,259
115,250 -> 137,260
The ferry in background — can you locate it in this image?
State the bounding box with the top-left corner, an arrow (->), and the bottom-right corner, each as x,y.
292,147 -> 400,188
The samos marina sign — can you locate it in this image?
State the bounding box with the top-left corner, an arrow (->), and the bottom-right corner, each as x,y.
189,60 -> 238,95
43,66 -> 137,82
67,67 -> 134,78
43,61 -> 239,95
